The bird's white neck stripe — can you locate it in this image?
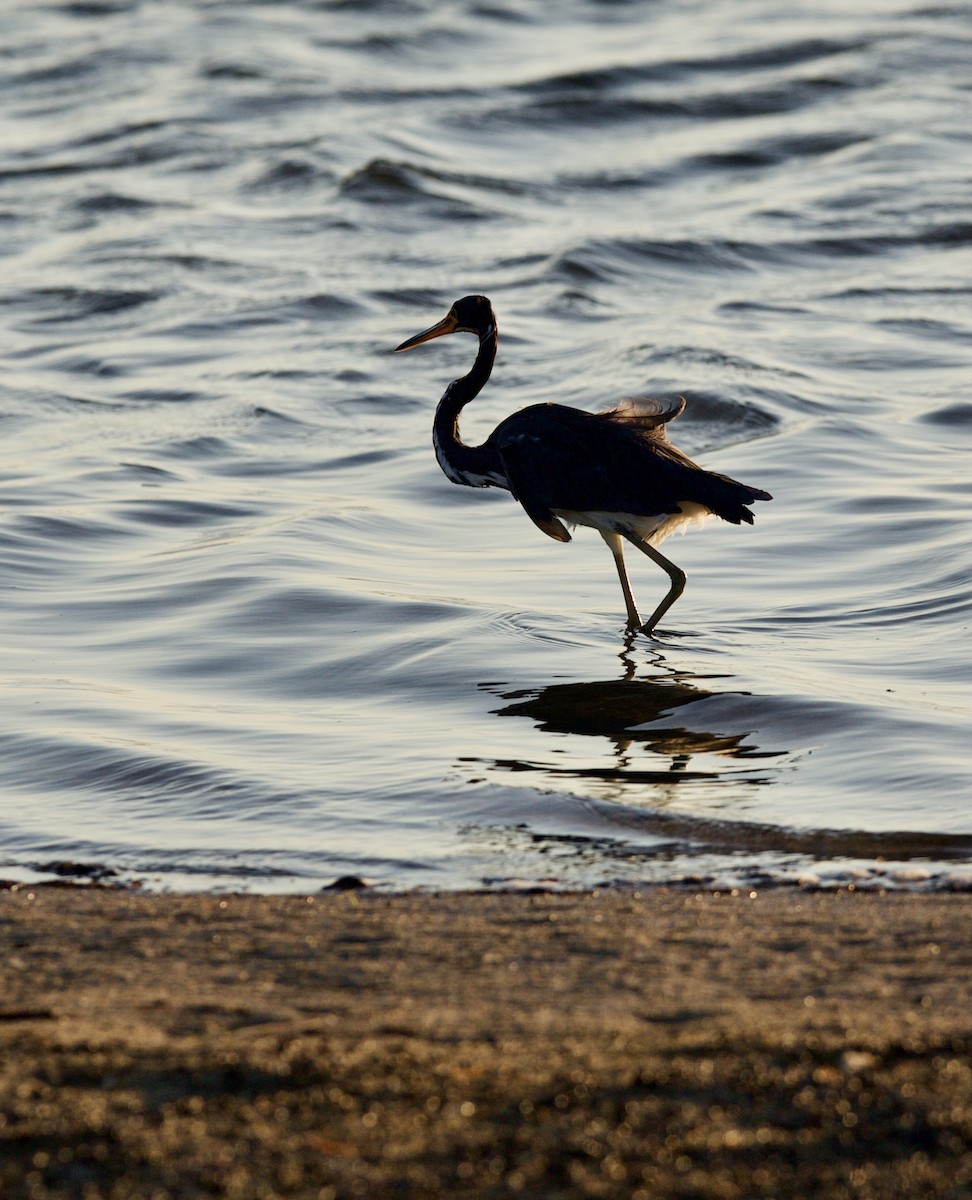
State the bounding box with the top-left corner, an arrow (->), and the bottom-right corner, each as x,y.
432,424 -> 507,489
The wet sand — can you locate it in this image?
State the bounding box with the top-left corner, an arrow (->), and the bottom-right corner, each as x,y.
1,886 -> 969,1198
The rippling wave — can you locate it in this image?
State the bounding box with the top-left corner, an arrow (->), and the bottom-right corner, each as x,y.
0,0 -> 970,892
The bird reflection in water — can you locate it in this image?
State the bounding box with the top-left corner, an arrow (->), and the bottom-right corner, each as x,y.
496,679 -> 741,774
484,645 -> 779,797
489,676 -> 753,777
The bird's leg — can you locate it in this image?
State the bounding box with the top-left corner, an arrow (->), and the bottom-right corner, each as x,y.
624,534 -> 686,634
601,532 -> 642,628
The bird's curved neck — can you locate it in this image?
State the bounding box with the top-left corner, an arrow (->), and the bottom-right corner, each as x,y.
433,324 -> 501,487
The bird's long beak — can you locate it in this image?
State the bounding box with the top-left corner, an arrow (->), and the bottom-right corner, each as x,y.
394,312 -> 457,353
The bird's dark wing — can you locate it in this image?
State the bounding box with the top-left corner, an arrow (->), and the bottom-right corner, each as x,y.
491,402 -> 770,537
492,404 -> 685,543
495,429 -> 573,542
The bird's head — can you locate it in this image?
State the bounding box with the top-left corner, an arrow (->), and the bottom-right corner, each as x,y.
394,295 -> 495,352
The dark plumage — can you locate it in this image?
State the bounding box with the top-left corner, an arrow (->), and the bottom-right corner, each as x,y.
395,294 -> 771,633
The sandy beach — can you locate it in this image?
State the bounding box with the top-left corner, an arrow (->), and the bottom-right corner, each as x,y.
1,885 -> 969,1198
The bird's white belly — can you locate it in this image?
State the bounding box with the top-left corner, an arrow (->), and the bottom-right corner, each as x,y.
553,504 -> 711,546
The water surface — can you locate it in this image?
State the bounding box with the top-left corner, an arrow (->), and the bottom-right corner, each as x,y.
1,0 -> 971,891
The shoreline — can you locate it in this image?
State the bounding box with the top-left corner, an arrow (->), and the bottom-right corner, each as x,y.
2,886 -> 969,1198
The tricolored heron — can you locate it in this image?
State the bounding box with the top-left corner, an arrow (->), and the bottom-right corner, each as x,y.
395,295 -> 771,634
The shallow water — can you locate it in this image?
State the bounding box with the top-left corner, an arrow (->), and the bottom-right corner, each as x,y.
1,0 -> 971,892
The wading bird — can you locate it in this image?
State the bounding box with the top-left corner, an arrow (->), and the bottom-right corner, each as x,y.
394,295 -> 771,634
